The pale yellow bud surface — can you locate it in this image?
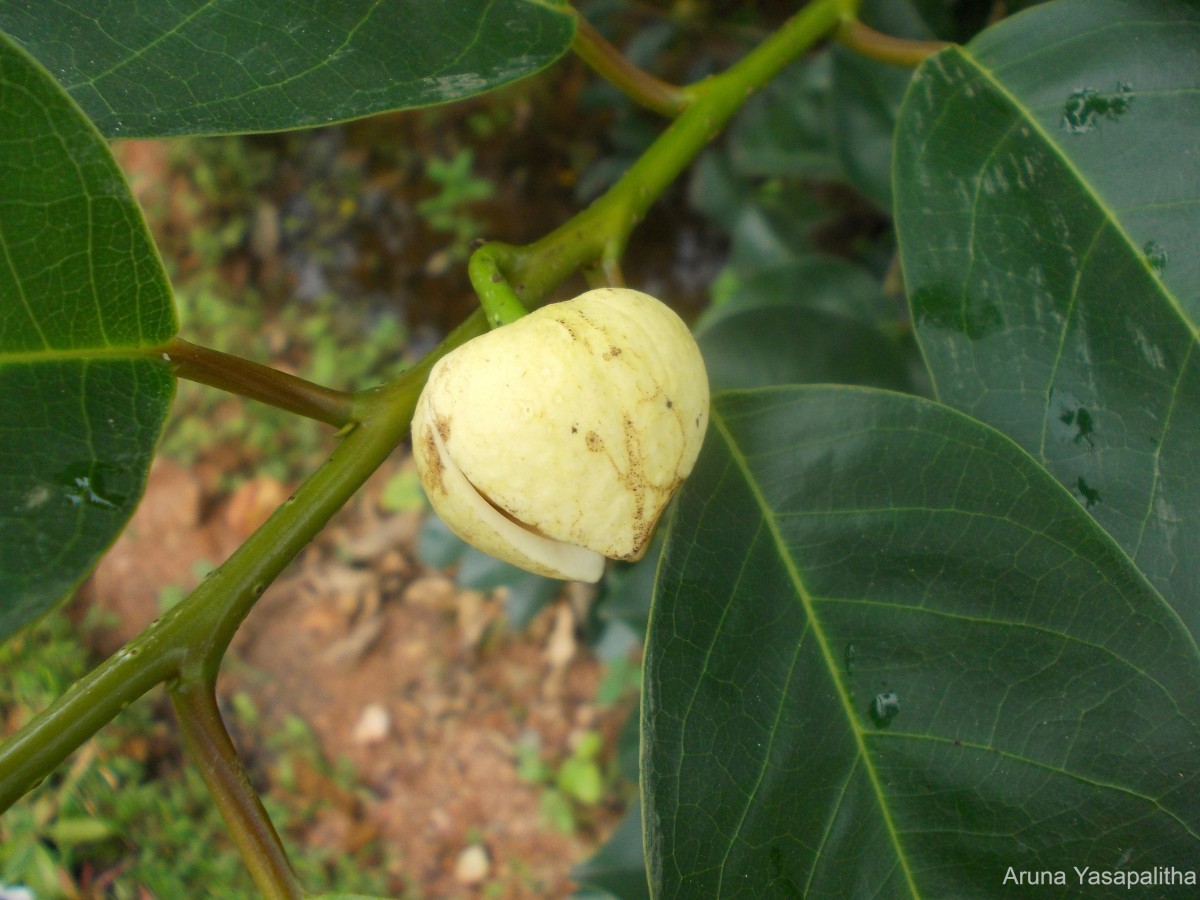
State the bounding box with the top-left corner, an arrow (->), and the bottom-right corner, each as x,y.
412,288 -> 709,582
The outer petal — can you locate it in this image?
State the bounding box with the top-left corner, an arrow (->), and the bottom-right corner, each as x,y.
413,288 -> 709,579
413,385 -> 607,582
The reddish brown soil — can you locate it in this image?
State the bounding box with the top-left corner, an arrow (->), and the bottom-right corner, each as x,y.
81,458 -> 630,898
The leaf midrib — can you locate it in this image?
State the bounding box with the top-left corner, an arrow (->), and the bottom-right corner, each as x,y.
710,405 -> 921,899
0,345 -> 165,363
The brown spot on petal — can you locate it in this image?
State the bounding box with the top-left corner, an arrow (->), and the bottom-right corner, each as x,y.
621,413 -> 647,535
585,431 -> 603,451
422,427 -> 445,494
603,346 -> 622,360
435,414 -> 451,442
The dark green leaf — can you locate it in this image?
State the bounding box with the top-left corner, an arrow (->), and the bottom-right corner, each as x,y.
0,0 -> 576,137
829,0 -> 935,211
895,0 -> 1200,635
687,151 -> 750,233
585,556 -> 656,662
416,512 -> 467,570
0,34 -> 175,640
727,57 -> 837,180
644,386 -> 1200,896
829,47 -> 909,211
899,0 -> 996,42
699,307 -> 910,393
689,153 -> 832,263
0,363 -> 172,635
699,256 -> 892,330
572,801 -> 649,900
595,537 -> 661,639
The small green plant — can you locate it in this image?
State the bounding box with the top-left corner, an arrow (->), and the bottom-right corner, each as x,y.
0,618 -> 391,898
592,656 -> 640,709
377,467 -> 426,515
517,730 -> 611,835
416,149 -> 496,259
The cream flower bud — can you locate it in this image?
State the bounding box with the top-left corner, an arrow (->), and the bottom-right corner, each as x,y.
413,287 -> 709,583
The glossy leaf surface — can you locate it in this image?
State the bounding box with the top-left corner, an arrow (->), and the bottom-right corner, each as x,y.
0,35 -> 174,640
0,0 -> 576,137
696,255 -> 892,332
829,0 -> 930,211
895,0 -> 1200,638
643,386 -> 1200,896
726,58 -> 836,181
572,802 -> 649,900
698,307 -> 910,393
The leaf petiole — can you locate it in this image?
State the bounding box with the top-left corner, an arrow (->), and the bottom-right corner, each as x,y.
159,338 -> 356,427
570,14 -> 687,117
836,19 -> 951,67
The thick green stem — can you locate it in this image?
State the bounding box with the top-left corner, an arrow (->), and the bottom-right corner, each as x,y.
171,681 -> 302,900
507,0 -> 846,306
0,657 -> 178,812
161,337 -> 355,428
0,310 -> 487,813
571,15 -> 687,117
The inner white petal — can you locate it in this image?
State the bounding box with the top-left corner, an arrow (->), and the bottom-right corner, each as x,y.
430,424 -> 605,583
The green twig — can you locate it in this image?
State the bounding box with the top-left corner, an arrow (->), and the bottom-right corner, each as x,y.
836,19 -> 950,67
571,14 -> 687,117
160,337 -> 356,428
507,0 -> 846,306
171,681 -> 302,900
